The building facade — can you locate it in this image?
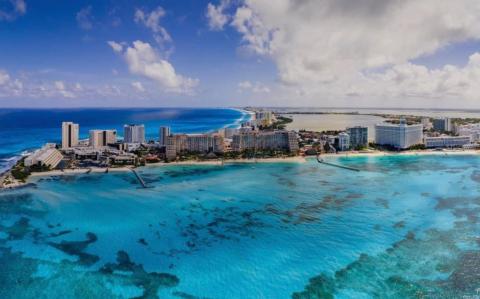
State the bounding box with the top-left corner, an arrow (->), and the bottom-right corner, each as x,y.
346,126 -> 368,149
166,134 -> 224,160
433,118 -> 452,132
25,143 -> 63,169
124,124 -> 145,143
61,122 -> 79,149
159,126 -> 171,146
375,121 -> 423,149
424,136 -> 471,148
337,132 -> 350,151
232,131 -> 298,152
455,123 -> 480,142
89,130 -> 117,148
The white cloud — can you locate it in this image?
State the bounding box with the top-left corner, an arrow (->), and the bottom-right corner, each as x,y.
206,1 -> 230,31
131,81 -> 145,92
0,70 -> 10,85
110,40 -> 198,94
76,6 -> 93,30
229,0 -> 480,86
107,41 -> 123,53
54,81 -> 75,98
238,80 -> 270,93
134,7 -> 172,46
0,0 -> 26,21
202,0 -> 480,107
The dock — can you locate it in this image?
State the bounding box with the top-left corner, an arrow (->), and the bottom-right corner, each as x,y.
130,168 -> 148,188
316,155 -> 360,172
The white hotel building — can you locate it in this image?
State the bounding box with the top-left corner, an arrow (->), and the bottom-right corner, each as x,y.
61,122 -> 79,149
375,120 -> 423,149
124,124 -> 145,143
25,143 -> 63,169
424,136 -> 471,148
89,130 -> 117,149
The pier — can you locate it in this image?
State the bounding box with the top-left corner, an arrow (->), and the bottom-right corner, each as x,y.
316,155 -> 360,172
130,168 -> 148,188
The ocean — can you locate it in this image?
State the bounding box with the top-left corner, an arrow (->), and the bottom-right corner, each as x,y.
0,155 -> 479,298
0,108 -> 250,173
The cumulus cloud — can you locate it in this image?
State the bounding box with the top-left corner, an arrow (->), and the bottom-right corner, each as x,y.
201,0 -> 480,107
238,80 -> 270,93
131,81 -> 145,92
107,41 -> 123,53
109,40 -> 198,94
228,0 -> 480,86
0,0 -> 26,21
206,0 -> 230,31
76,6 -> 94,30
134,7 -> 172,46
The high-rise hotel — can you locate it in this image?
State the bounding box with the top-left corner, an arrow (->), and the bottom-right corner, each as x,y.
375,119 -> 423,149
124,124 -> 145,143
159,126 -> 171,146
61,122 -> 79,149
89,130 -> 117,148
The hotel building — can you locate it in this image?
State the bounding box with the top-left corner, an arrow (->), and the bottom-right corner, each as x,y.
124,124 -> 145,143
166,134 -> 224,160
25,143 -> 63,169
232,130 -> 298,152
159,126 -> 171,146
255,111 -> 274,127
89,130 -> 117,148
375,120 -> 423,149
61,122 -> 79,149
337,132 -> 350,151
433,118 -> 452,132
346,126 -> 368,149
424,136 -> 471,148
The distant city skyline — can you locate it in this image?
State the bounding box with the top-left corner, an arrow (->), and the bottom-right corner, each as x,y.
1,0 -> 480,108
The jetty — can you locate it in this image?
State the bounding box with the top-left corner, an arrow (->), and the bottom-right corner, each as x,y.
130,168 -> 148,188
316,154 -> 360,172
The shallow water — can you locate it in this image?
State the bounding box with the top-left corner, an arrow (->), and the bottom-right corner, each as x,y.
1,155 -> 480,298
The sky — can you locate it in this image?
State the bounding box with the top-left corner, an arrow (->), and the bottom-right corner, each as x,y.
1,0 -> 480,108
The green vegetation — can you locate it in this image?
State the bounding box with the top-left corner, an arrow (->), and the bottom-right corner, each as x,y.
10,159 -> 30,182
408,144 -> 426,150
261,116 -> 293,130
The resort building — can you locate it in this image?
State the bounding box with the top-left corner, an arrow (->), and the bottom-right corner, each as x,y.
455,123 -> 480,142
346,126 -> 368,149
337,132 -> 350,151
159,126 -> 171,146
232,130 -> 298,152
25,143 -> 63,169
166,134 -> 224,160
89,130 -> 117,148
255,111 -> 274,127
61,122 -> 79,149
375,120 -> 423,149
424,136 -> 471,148
433,118 -> 452,132
124,124 -> 145,143
219,128 -> 239,139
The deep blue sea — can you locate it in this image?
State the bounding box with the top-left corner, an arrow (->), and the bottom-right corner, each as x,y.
0,108 -> 250,173
1,155 -> 480,298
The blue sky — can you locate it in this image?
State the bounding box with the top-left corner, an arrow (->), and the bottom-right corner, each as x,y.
1,0 -> 480,108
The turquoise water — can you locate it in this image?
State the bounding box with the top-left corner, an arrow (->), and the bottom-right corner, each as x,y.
1,155 -> 480,298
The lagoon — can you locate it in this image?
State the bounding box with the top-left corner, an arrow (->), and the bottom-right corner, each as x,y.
1,155 -> 480,298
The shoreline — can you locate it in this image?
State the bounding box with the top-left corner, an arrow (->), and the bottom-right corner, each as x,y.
318,149 -> 480,158
2,150 -> 480,190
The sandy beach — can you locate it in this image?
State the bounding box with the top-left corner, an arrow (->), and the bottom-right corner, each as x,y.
2,151 -> 478,190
